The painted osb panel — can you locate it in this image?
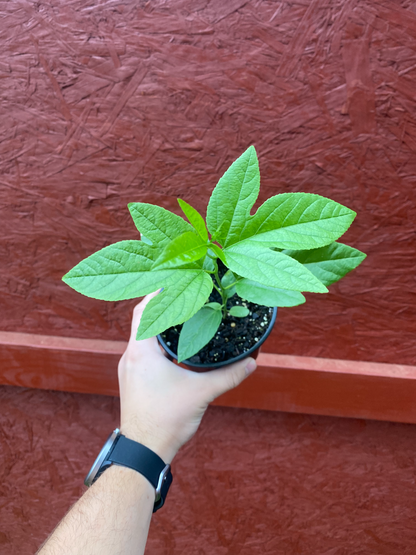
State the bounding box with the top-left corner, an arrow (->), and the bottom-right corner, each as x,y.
1,385 -> 416,554
1,1 -> 416,364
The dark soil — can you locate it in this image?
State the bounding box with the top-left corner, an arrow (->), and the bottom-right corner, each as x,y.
160,260 -> 274,365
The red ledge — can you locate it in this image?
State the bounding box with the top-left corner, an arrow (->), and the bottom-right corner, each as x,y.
1,331 -> 416,424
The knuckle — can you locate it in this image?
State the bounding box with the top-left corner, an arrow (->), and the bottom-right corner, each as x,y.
118,354 -> 126,377
122,350 -> 135,368
118,349 -> 135,374
227,370 -> 241,391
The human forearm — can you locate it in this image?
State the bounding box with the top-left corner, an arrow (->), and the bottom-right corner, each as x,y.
37,464 -> 154,555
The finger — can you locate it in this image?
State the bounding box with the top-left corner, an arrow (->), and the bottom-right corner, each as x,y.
198,357 -> 257,402
129,290 -> 160,340
129,290 -> 163,352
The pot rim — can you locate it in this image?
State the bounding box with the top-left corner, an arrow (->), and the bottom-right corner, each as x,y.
157,306 -> 278,370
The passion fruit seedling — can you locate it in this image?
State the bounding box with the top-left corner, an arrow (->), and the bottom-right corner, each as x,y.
62,146 -> 366,363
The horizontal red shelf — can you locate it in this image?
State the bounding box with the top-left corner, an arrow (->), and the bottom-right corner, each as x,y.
1,331 -> 416,424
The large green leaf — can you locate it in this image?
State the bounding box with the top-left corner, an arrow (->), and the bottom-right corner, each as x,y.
62,241 -> 179,301
136,271 -> 213,340
210,220 -> 227,243
224,242 -> 328,293
177,306 -> 222,363
206,146 -> 260,247
178,199 -> 209,242
236,279 -> 305,307
234,193 -> 356,251
128,202 -> 193,248
152,231 -> 208,270
284,242 -> 366,286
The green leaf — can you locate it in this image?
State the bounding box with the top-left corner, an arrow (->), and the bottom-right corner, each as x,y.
178,199 -> 209,242
221,269 -> 237,298
236,279 -> 305,307
284,242 -> 366,286
128,202 -> 193,248
208,243 -> 227,265
203,255 -> 215,272
206,146 -> 260,247
221,269 -> 236,288
224,242 -> 328,293
177,306 -> 222,362
152,231 -> 208,270
205,302 -> 222,310
229,305 -> 249,317
136,271 -> 213,340
62,241 -> 179,301
210,220 -> 227,243
235,193 -> 356,251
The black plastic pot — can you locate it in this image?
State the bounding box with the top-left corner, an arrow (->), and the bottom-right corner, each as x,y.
157,306 -> 278,372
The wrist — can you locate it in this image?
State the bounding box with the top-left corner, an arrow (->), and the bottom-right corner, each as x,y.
105,463 -> 155,499
119,425 -> 177,464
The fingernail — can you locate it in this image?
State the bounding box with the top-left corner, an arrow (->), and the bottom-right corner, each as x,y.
245,358 -> 257,376
159,287 -> 164,293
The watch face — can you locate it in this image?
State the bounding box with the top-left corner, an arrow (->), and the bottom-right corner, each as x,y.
84,429 -> 120,487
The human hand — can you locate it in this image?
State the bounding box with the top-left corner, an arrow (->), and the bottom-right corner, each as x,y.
118,291 -> 257,463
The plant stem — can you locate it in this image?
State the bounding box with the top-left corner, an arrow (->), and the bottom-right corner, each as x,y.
222,279 -> 240,290
212,259 -> 228,319
212,282 -> 222,295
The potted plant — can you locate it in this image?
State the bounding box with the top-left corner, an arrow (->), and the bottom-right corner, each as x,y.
62,146 -> 366,370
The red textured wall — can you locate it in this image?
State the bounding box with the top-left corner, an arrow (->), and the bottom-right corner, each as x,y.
3,4 -> 416,553
2,384 -> 416,554
1,0 -> 416,365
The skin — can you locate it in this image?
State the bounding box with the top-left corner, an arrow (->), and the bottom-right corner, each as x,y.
37,291 -> 257,555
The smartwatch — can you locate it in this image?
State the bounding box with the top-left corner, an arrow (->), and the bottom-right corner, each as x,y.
84,429 -> 173,513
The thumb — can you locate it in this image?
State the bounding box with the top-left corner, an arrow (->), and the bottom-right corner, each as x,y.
128,289 -> 164,354
129,289 -> 161,341
201,357 -> 257,401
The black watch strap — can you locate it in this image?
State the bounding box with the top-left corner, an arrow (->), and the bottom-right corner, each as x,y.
106,435 -> 173,513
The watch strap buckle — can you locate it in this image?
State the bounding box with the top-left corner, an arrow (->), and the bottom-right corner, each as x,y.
153,464 -> 173,513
